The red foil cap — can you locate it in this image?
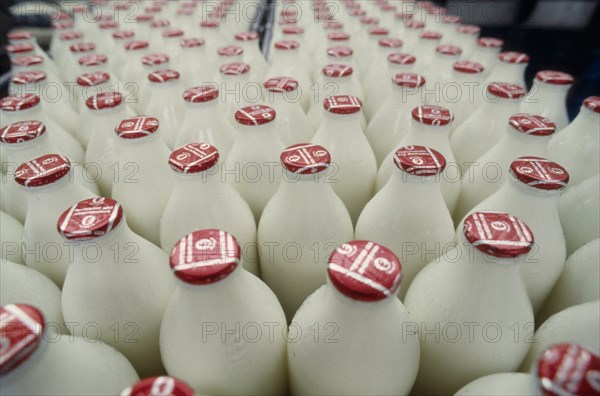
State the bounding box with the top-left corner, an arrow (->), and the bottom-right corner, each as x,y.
367,27 -> 389,36
120,376 -> 195,396
487,82 -> 527,99
14,154 -> 71,187
360,17 -> 379,25
322,64 -> 353,77
6,43 -> 33,54
405,20 -> 425,29
148,69 -> 180,83
200,20 -> 220,28
323,95 -> 362,114
379,38 -> 403,48
508,114 -> 556,136
180,38 -> 205,48
453,60 -> 484,74
99,21 -> 119,30
162,29 -> 184,38
463,211 -> 534,258
0,94 -> 40,112
125,40 -> 149,51
328,241 -> 402,302
436,44 -> 462,56
411,105 -> 454,126
0,120 -> 46,144
11,55 -> 43,67
219,62 -> 250,75
142,53 -> 170,66
115,116 -> 160,139
69,42 -> 95,53
535,70 -> 574,85
169,143 -> 219,174
499,51 -> 530,64
169,229 -> 241,285
150,19 -> 170,28
327,46 -> 353,57
235,32 -> 259,41
60,31 -> 83,41
477,37 -> 503,48
583,96 -> 600,113
509,157 -> 569,191
217,45 -> 244,56
235,105 -> 276,126
79,54 -> 108,66
86,92 -> 123,110
11,70 -> 46,84
419,31 -> 442,40
263,77 -> 299,92
393,145 -> 446,176
57,197 -> 124,241
183,85 -> 219,103
327,32 -> 350,41
0,304 -> 45,375
8,31 -> 33,41
274,40 -> 299,50
457,24 -> 480,35
281,143 -> 331,174
282,27 -> 304,35
388,53 -> 416,65
77,71 -> 110,86
393,72 -> 425,88
113,30 -> 135,40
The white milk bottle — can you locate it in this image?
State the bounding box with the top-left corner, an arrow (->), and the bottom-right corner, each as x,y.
75,71 -> 115,112
0,211 -> 23,263
160,229 -> 288,395
198,20 -> 227,54
324,46 -> 359,83
357,26 -> 390,73
0,303 -> 140,395
451,82 -> 527,174
267,40 -> 312,111
313,32 -> 352,70
537,238 -> 600,324
484,51 -> 530,88
178,38 -> 216,88
455,114 -> 556,220
160,143 -> 258,275
226,105 -> 284,221
16,154 -> 98,287
145,69 -> 184,148
159,29 -> 185,60
413,31 -> 443,69
59,197 -> 175,377
49,21 -> 75,58
470,37 -> 504,74
455,24 -> 480,59
363,37 -> 405,93
356,146 -> 455,300
176,85 -> 234,155
404,211 -> 535,395
110,30 -> 136,76
121,40 -> 151,94
218,62 -> 255,117
10,55 -> 63,87
76,53 -> 111,79
402,20 -> 426,52
288,240 -> 420,395
216,45 -> 245,66
120,377 -> 196,396
519,300 -> 600,371
64,42 -> 97,83
7,31 -> 60,76
547,96 -> 600,187
439,60 -> 486,128
112,116 -> 173,246
367,72 -> 425,166
1,260 -> 65,333
311,95 -> 377,223
262,77 -> 313,146
137,54 -> 171,114
366,53 -> 417,114
235,32 -> 269,82
258,144 -> 353,320
519,70 -> 573,130
455,343 -> 600,396
458,157 -> 570,314
423,44 -> 463,95
438,15 -> 462,44
558,174 -> 600,254
377,105 -> 460,213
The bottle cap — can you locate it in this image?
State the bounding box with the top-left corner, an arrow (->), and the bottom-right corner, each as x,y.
11,55 -> 43,67
273,40 -> 299,50
394,145 -> 446,176
162,29 -> 184,38
234,105 -> 276,126
379,38 -> 403,48
411,105 -> 454,126
235,31 -> 259,41
86,91 -> 123,110
323,22 -> 343,30
509,157 -> 569,191
217,45 -> 244,56
183,85 -> 219,103
51,21 -> 74,30
477,37 -> 503,48
8,31 -> 33,41
0,304 -> 45,376
419,31 -> 442,40
120,377 -> 195,396
219,62 -> 250,75
142,53 -> 170,66
115,116 -> 160,139
150,19 -> 170,28
457,24 -> 480,34
360,17 -> 379,25
328,241 -> 402,302
60,31 -> 83,41
77,71 -> 110,86
263,77 -> 299,92
327,32 -> 350,41
14,154 -> 71,187
135,14 -> 154,22
125,40 -> 149,51
69,42 -> 95,53
463,211 -> 534,258
436,44 -> 462,56
367,27 -> 389,36
11,70 -> 46,84
583,96 -> 600,113
405,20 -> 425,29
388,53 -> 416,65
322,64 -> 353,77
0,94 -> 40,112
168,143 -> 219,174
453,60 -> 484,74
148,69 -> 180,83
487,82 -> 527,99
499,51 -> 530,64
393,72 -> 425,88
99,20 -> 119,30
113,30 -> 135,40
535,70 -> 574,85
395,12 -> 414,21
0,120 -> 45,144
536,343 -> 600,396
200,20 -> 220,28
282,27 -> 304,34
79,54 -> 108,66
323,95 -> 362,114
327,46 -> 353,57
442,15 -> 462,24
169,229 -> 241,285
281,144 -> 330,174
58,197 -> 124,241
180,38 -> 205,48
508,114 -> 556,136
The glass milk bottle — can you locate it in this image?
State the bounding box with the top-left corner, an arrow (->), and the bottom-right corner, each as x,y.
235,31 -> 269,82
356,146 -> 455,300
137,53 -> 171,114
366,53 -> 417,114
470,37 -> 504,75
178,38 -> 216,88
519,70 -> 574,130
112,116 -> 174,246
0,304 -> 139,396
455,24 -> 480,59
311,95 -> 377,223
423,44 -> 463,96
483,51 -> 530,88
58,197 -> 175,377
160,143 -> 259,276
258,144 -> 353,320
288,240 -> 420,395
218,62 -> 255,118
458,157 -> 570,314
402,20 -> 426,52
75,71 -> 114,112
160,229 -> 288,395
404,211 -> 535,395
10,54 -> 63,88
64,42 -> 97,83
145,69 -> 185,148
367,72 -> 425,166
226,105 -> 284,221
438,60 -> 486,129
267,40 -> 313,112
413,31 -> 443,70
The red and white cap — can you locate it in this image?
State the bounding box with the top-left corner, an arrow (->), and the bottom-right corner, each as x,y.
327,46 -> 353,58
348,9 -> 366,17
60,31 -> 83,41
411,105 -> 454,126
169,143 -> 219,174
327,32 -> 350,41
442,15 -> 462,24
183,85 -> 219,103
0,304 -> 45,376
142,53 -> 169,66
393,72 -> 425,88
235,31 -> 259,41
180,38 -> 205,48
393,145 -> 446,176
508,114 -> 555,136
6,43 -> 33,54
217,45 -> 244,56
379,38 -> 403,48
135,13 -> 154,22
99,20 -> 119,30
322,64 -> 353,77
536,343 -> 600,396
169,229 -> 241,285
453,60 -> 484,74
150,19 -> 170,28
436,44 -> 462,56
509,157 -> 569,191
274,40 -> 299,50
418,31 -> 442,40
360,17 -> 379,25
499,51 -> 530,64
57,197 -> 124,241
0,121 -> 45,144
14,154 -> 71,187
282,26 -> 304,35
327,241 -> 402,301
235,105 -> 276,126
367,27 -> 389,36
219,62 -> 250,76
535,70 -> 574,86
583,96 -> 600,113
395,12 -> 414,21
463,211 -> 534,258
124,40 -> 149,51
405,20 -> 425,29
263,77 -> 299,92
477,37 -> 503,48
162,29 -> 184,38
388,53 -> 416,65
11,55 -> 43,67
323,95 -> 362,115
115,116 -> 160,140
0,94 -> 40,112
457,24 -> 480,35
8,31 -> 33,41
78,54 -> 108,66
51,21 -> 74,30
113,30 -> 135,40
119,376 -> 195,396
11,70 -> 46,85
77,71 -> 110,86
86,91 -> 123,110
200,20 -> 220,28
148,69 -> 180,83
281,144 -> 330,174
69,42 -> 95,53
487,82 -> 527,99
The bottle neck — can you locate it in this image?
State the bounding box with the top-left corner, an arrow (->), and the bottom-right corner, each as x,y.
489,62 -> 526,84
171,165 -> 224,191
532,80 -> 571,100
456,232 -> 526,270
321,111 -> 362,129
571,106 -> 600,132
479,96 -> 522,116
115,132 -> 166,158
496,175 -> 562,211
500,125 -> 553,151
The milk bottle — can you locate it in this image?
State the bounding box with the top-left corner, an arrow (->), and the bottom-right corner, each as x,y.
519,70 -> 573,130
